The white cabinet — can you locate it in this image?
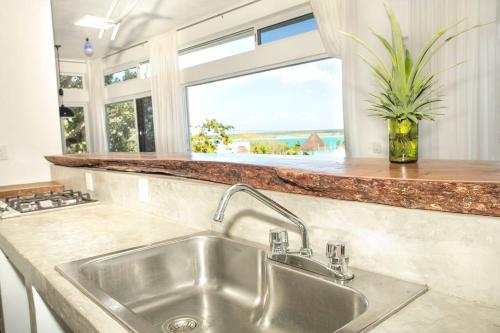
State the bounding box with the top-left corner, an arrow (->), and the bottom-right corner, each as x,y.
0,250 -> 31,333
32,287 -> 68,333
0,250 -> 70,333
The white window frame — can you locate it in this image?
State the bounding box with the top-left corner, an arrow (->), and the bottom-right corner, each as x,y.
179,4 -> 340,155
179,4 -> 327,86
59,103 -> 90,154
103,58 -> 150,87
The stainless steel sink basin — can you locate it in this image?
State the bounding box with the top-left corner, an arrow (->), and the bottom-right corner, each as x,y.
57,232 -> 426,333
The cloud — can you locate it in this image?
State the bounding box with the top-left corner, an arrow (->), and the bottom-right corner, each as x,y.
263,61 -> 342,88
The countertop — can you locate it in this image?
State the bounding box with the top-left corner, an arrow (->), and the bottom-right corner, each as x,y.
45,153 -> 500,217
0,205 -> 499,333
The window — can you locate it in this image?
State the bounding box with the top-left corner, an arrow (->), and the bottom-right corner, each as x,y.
178,30 -> 255,69
187,58 -> 345,157
106,100 -> 138,152
60,75 -> 83,89
136,96 -> 156,152
105,97 -> 156,152
104,67 -> 138,85
258,13 -> 318,45
61,106 -> 87,154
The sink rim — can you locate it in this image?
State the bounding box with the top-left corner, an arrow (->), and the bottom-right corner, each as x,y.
56,231 -> 427,333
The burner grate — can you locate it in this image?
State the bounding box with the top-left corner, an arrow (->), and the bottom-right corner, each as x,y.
3,190 -> 97,214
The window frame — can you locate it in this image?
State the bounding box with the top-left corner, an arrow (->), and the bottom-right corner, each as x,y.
59,103 -> 90,154
104,92 -> 156,153
257,13 -> 316,45
178,29 -> 256,69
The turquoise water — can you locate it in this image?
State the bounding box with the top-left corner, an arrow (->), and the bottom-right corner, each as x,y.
236,135 -> 345,151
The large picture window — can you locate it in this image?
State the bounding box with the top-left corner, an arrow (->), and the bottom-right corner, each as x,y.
187,58 -> 345,157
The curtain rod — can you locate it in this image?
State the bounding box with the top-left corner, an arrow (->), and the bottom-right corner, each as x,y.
102,40 -> 149,59
102,0 -> 261,59
176,0 -> 261,32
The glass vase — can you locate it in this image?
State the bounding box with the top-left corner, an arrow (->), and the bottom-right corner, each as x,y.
388,119 -> 418,163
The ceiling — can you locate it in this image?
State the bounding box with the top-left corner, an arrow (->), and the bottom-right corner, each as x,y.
52,0 -> 250,59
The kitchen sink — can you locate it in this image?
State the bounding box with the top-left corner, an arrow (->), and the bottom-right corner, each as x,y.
57,232 -> 426,333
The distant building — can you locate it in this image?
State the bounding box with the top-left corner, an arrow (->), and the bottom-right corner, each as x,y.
217,141 -> 251,154
301,132 -> 327,151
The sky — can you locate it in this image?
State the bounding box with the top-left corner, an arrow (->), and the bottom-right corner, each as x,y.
187,58 -> 344,134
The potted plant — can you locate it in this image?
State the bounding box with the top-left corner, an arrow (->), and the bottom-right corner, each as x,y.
342,5 -> 484,163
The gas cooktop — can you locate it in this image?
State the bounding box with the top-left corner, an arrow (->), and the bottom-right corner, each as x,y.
0,190 -> 98,219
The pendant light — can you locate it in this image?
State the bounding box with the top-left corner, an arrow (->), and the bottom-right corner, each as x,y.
54,45 -> 75,118
83,38 -> 94,57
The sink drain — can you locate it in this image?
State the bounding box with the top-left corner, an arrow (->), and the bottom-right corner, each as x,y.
162,317 -> 199,333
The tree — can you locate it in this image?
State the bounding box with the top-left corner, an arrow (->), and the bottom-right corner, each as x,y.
63,106 -> 87,153
106,101 -> 138,152
60,75 -> 83,89
250,141 -> 306,155
191,119 -> 234,153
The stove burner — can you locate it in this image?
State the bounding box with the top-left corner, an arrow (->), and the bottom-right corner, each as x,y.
3,190 -> 97,215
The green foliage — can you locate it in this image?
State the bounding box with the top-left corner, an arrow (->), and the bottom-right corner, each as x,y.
341,5 -> 485,123
250,141 -> 306,155
104,68 -> 138,85
191,119 -> 234,153
60,75 -> 83,89
63,106 -> 87,154
106,100 -> 138,152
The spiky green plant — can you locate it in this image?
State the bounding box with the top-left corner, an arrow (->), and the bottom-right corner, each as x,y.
341,5 -> 485,123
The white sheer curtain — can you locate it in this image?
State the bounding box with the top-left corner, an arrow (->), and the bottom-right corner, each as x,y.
310,0 -> 360,157
149,30 -> 189,153
87,59 -> 107,153
409,0 -> 499,160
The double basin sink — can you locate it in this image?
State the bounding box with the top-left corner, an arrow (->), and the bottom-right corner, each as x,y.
57,232 -> 426,333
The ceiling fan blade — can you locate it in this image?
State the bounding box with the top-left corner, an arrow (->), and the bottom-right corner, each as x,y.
111,22 -> 121,41
113,0 -> 140,23
99,0 -> 121,39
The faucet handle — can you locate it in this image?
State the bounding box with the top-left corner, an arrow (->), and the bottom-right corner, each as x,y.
326,240 -> 349,261
326,240 -> 354,281
269,229 -> 289,255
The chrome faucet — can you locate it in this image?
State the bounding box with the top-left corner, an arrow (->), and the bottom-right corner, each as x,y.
213,184 -> 354,281
213,183 -> 313,256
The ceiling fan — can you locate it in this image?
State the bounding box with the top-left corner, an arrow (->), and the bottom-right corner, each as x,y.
99,0 -> 140,41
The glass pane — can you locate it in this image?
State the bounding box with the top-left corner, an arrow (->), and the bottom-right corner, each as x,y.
60,75 -> 83,89
258,14 -> 318,45
187,58 -> 345,157
179,35 -> 255,69
105,100 -> 139,152
63,106 -> 87,154
136,96 -> 156,152
104,67 -> 138,86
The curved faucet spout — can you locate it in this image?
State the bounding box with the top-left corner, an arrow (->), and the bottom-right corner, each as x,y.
213,184 -> 312,256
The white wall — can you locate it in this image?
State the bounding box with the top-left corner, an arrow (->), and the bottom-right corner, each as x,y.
0,0 -> 62,186
348,0 -> 409,158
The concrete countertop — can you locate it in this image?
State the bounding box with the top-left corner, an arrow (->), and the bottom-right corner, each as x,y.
0,204 -> 499,333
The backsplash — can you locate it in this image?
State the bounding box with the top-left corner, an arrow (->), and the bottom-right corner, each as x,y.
51,165 -> 500,307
